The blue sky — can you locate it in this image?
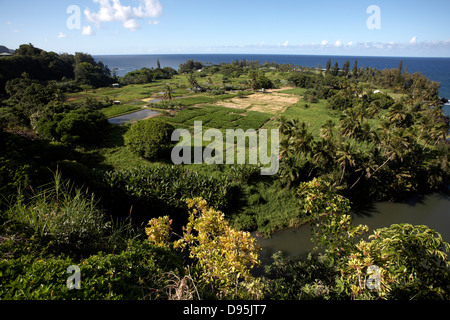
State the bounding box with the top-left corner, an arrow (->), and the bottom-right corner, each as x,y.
1,0 -> 450,57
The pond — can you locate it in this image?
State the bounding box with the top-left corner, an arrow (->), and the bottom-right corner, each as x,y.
108,109 -> 161,125
255,193 -> 450,266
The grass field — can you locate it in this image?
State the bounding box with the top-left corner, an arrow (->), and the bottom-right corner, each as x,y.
65,71 -> 411,234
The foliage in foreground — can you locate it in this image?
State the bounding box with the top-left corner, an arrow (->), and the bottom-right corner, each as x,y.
2,172 -> 111,256
146,198 -> 264,300
0,239 -> 183,300
267,178 -> 450,300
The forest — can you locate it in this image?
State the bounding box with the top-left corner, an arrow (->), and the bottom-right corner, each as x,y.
1,44 -> 449,300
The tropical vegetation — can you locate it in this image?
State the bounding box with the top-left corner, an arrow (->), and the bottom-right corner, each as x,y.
1,44 -> 449,300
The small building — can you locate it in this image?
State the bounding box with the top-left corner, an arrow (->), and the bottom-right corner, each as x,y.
112,83 -> 121,88
374,90 -> 382,94
113,101 -> 121,105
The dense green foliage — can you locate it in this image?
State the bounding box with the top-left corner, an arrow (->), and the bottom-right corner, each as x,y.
178,60 -> 204,74
35,102 -> 109,146
0,238 -> 183,300
124,119 -> 174,160
99,165 -> 238,213
1,45 -> 449,301
120,66 -> 177,85
0,44 -> 112,92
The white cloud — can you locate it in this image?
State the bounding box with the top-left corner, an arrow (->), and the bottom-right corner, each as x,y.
347,41 -> 353,46
123,19 -> 140,31
321,40 -> 328,46
335,39 -> 343,47
57,32 -> 67,38
410,36 -> 417,45
84,0 -> 162,31
82,25 -> 95,36
283,40 -> 289,47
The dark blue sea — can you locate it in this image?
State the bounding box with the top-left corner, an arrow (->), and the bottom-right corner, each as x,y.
94,53 -> 450,115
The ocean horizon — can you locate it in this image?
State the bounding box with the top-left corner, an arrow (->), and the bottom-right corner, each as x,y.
94,53 -> 450,101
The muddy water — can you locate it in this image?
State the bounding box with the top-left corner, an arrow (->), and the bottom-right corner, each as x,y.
256,193 -> 450,266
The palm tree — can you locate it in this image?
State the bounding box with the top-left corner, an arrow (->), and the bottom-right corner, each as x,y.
313,138 -> 336,169
278,116 -> 289,136
320,120 -> 336,140
163,84 -> 174,101
357,121 -> 378,143
291,121 -> 314,156
387,103 -> 409,127
339,112 -> 361,139
336,140 -> 358,184
367,100 -> 381,118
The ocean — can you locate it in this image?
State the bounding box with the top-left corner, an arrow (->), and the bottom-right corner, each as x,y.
94,53 -> 450,116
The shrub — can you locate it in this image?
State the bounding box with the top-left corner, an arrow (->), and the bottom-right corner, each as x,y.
3,172 -> 111,255
0,239 -> 183,300
146,198 -> 264,299
124,118 -> 174,161
35,102 -> 109,146
100,165 -> 237,212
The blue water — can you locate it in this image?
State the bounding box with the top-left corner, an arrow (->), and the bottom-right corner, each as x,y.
95,54 -> 450,100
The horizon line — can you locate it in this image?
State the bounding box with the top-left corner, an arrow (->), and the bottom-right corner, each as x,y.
90,52 -> 450,59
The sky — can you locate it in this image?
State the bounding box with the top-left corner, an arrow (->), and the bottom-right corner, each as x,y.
1,0 -> 450,57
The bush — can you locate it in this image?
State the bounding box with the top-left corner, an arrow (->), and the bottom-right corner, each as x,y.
124,119 -> 174,161
35,102 -> 109,146
3,172 -> 111,255
0,239 -> 183,300
100,165 -> 237,212
147,198 -> 264,299
263,252 -> 336,300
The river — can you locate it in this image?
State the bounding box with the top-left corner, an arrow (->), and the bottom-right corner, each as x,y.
256,193 -> 450,266
256,104 -> 450,265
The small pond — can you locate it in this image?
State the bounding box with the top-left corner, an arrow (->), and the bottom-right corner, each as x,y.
108,109 -> 161,125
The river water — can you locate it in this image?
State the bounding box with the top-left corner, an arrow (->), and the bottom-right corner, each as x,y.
256,193 -> 450,266
256,105 -> 450,265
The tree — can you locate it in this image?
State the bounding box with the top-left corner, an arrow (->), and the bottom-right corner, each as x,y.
163,84 -> 174,101
331,62 -> 339,77
187,72 -> 199,89
248,70 -> 274,91
146,198 -> 263,299
296,178 -> 368,258
336,141 -> 359,184
325,59 -> 331,74
320,120 -> 336,140
179,60 -> 203,74
339,224 -> 450,299
343,60 -> 350,77
124,118 -> 174,161
352,59 -> 358,78
35,103 -> 109,146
